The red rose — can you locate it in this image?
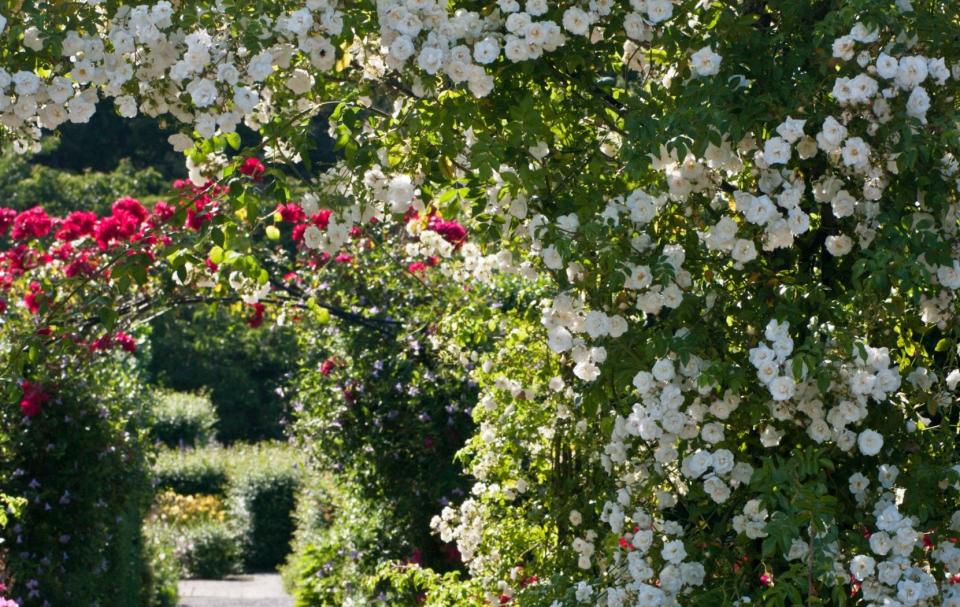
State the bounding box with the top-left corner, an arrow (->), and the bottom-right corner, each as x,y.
247,302 -> 265,328
56,211 -> 97,241
320,358 -> 336,376
19,381 -> 49,417
276,203 -> 305,223
427,215 -> 468,247
239,157 -> 266,180
114,331 -> 137,352
11,207 -> 53,240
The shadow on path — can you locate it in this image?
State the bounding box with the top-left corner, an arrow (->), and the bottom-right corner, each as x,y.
178,573 -> 293,607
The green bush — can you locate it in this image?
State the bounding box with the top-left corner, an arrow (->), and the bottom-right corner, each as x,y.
152,447 -> 229,496
168,520 -> 243,579
0,354 -> 154,607
151,391 -> 218,448
283,475 -> 406,605
178,521 -> 243,579
226,442 -> 303,571
142,524 -> 180,607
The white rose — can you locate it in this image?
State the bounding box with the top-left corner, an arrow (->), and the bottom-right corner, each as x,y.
841,137 -> 870,168
690,46 -> 722,77
850,554 -> 876,581
731,239 -> 758,263
906,86 -> 930,122
303,225 -> 324,249
768,375 -> 796,401
646,0 -> 673,23
764,137 -> 792,165
936,261 -> 960,289
857,429 -> 884,456
876,53 -> 899,79
661,539 -> 687,564
825,234 -> 853,256
776,117 -> 806,143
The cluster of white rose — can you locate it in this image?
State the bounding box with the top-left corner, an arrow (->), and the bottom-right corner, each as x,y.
604,357 -> 755,505
432,497 -> 484,565
731,499 -> 769,540
1,1 -> 345,152
540,293 -> 611,382
579,505 -> 707,607
847,492 -> 944,606
749,322 -> 899,457
748,319 -> 798,402
0,0 -> 692,155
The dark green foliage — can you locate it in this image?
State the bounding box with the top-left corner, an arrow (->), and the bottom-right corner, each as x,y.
31,100 -> 186,180
151,391 -> 218,448
283,243 -> 484,604
0,355 -> 154,607
148,306 -> 298,443
152,448 -> 229,496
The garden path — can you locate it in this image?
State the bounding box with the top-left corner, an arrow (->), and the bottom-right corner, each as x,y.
178,573 -> 293,607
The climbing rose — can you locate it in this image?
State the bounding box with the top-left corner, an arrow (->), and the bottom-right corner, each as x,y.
247,302 -> 265,328
239,157 -> 266,180
11,207 -> 52,240
427,216 -> 468,246
276,202 -> 306,223
19,381 -> 48,417
57,210 -> 98,241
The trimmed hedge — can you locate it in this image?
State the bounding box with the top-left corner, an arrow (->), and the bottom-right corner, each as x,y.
226,443 -> 303,571
152,448 -> 229,496
147,518 -> 242,580
175,521 -> 243,579
151,391 -> 217,448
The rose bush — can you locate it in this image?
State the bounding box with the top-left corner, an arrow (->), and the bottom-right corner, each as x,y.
1,1 -> 960,607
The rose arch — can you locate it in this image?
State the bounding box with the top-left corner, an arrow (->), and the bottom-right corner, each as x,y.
2,1 -> 960,606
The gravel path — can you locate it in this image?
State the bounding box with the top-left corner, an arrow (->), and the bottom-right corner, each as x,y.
178,574 -> 294,607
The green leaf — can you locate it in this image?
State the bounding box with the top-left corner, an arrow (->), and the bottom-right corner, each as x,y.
209,245 -> 225,265
225,131 -> 241,150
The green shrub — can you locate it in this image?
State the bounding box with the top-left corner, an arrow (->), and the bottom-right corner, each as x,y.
152,447 -> 229,496
179,521 -> 243,579
169,520 -> 243,579
142,524 -> 180,607
0,354 -> 154,607
283,475 -> 404,605
226,443 -> 303,571
151,391 -> 218,448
